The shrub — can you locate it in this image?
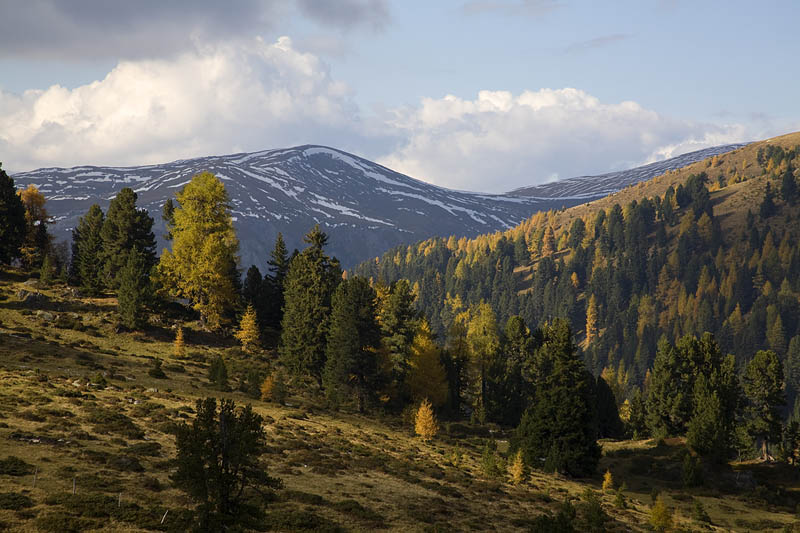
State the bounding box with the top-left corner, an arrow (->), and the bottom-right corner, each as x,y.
682,453 -> 703,487
508,450 -> 526,485
0,491 -> 34,509
602,469 -> 614,492
692,500 -> 711,523
85,407 -> 144,439
147,358 -> 167,379
581,489 -> 609,533
0,455 -> 35,476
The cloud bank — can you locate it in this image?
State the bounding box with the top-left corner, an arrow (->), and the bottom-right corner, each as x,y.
380,89 -> 753,191
0,38 -> 759,192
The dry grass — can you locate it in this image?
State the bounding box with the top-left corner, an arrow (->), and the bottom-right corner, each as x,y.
1,271 -> 800,531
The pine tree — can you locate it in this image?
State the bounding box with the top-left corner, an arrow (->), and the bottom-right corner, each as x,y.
466,302 -> 501,422
686,375 -> 728,460
100,188 -> 156,290
148,358 -> 167,379
513,319 -> 600,477
743,350 -> 786,459
158,173 -> 240,329
323,276 -> 380,411
0,163 -> 26,264
174,326 -> 186,358
234,304 -> 261,352
117,248 -> 152,330
626,386 -> 648,439
242,265 -> 262,308
406,320 -> 449,408
172,398 -> 281,530
70,204 -> 105,294
262,233 -> 290,333
280,225 -> 341,385
508,450 -> 526,485
415,398 -> 438,441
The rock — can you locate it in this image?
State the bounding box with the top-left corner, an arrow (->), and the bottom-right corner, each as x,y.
35,310 -> 55,322
146,388 -> 158,393
23,279 -> 39,287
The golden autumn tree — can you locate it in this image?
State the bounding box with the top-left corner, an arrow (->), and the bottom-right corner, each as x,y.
17,184 -> 50,268
541,226 -> 556,256
158,172 -> 240,329
586,294 -> 599,345
173,325 -> 186,358
602,469 -> 614,492
415,398 -> 438,441
406,320 -> 449,407
235,304 -> 261,352
508,450 -> 525,485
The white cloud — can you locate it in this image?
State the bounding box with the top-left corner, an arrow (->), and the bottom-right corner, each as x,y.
0,37 -> 374,171
379,88 -> 755,192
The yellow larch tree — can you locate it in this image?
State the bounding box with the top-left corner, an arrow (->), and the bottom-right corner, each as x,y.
406,320 -> 449,408
173,325 -> 186,358
235,304 -> 261,352
508,450 -> 525,485
415,398 -> 438,441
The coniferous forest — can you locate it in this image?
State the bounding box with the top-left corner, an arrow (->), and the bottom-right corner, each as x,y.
2,136 -> 800,531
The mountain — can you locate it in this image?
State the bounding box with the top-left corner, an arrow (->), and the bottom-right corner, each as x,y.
12,146 -> 560,269
509,143 -> 748,199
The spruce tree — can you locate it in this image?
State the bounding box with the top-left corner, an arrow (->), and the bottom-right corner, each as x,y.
0,163 -> 26,264
279,225 -> 341,385
377,279 -> 419,392
759,182 -> 776,219
100,188 -> 156,290
781,166 -> 798,205
626,386 -> 648,439
686,375 -> 728,460
117,248 -> 152,329
322,276 -> 380,410
208,355 -> 229,391
70,204 -> 105,294
512,319 -> 600,477
743,350 -> 786,459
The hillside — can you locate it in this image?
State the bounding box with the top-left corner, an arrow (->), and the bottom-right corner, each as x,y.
0,272 -> 798,532
355,131 -> 800,386
11,146 -> 557,269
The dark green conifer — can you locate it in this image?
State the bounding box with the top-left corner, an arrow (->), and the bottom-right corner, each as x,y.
100,188 -> 156,290
0,163 -> 26,264
512,319 -> 600,477
781,166 -> 798,205
279,225 -> 341,384
70,204 -> 105,294
117,248 -> 152,329
323,276 -> 381,411
759,182 -> 776,219
208,355 -> 229,391
743,350 -> 786,459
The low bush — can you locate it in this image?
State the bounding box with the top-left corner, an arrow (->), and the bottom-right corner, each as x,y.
0,455 -> 35,476
0,491 -> 34,510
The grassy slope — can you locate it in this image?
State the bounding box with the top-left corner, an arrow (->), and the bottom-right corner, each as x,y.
0,273 -> 798,532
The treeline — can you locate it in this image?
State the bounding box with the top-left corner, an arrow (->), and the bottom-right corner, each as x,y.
354,145 -> 800,414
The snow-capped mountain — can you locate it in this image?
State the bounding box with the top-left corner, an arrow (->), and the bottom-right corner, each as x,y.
12,146 -> 557,268
509,143 -> 749,199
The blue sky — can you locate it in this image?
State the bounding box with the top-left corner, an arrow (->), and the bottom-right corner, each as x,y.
1,0 -> 798,192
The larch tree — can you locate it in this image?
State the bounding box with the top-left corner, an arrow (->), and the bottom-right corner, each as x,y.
323,276 -> 381,411
415,398 -> 438,441
466,302 -> 500,423
173,325 -> 186,358
70,204 -> 105,294
405,320 -> 449,408
235,304 -> 261,353
17,184 -> 50,269
0,163 -> 26,264
279,225 -> 341,384
100,187 -> 156,290
743,350 -> 786,459
585,294 -> 599,345
158,173 -> 240,329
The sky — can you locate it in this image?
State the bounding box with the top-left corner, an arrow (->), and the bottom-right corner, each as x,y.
1,0 -> 799,193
